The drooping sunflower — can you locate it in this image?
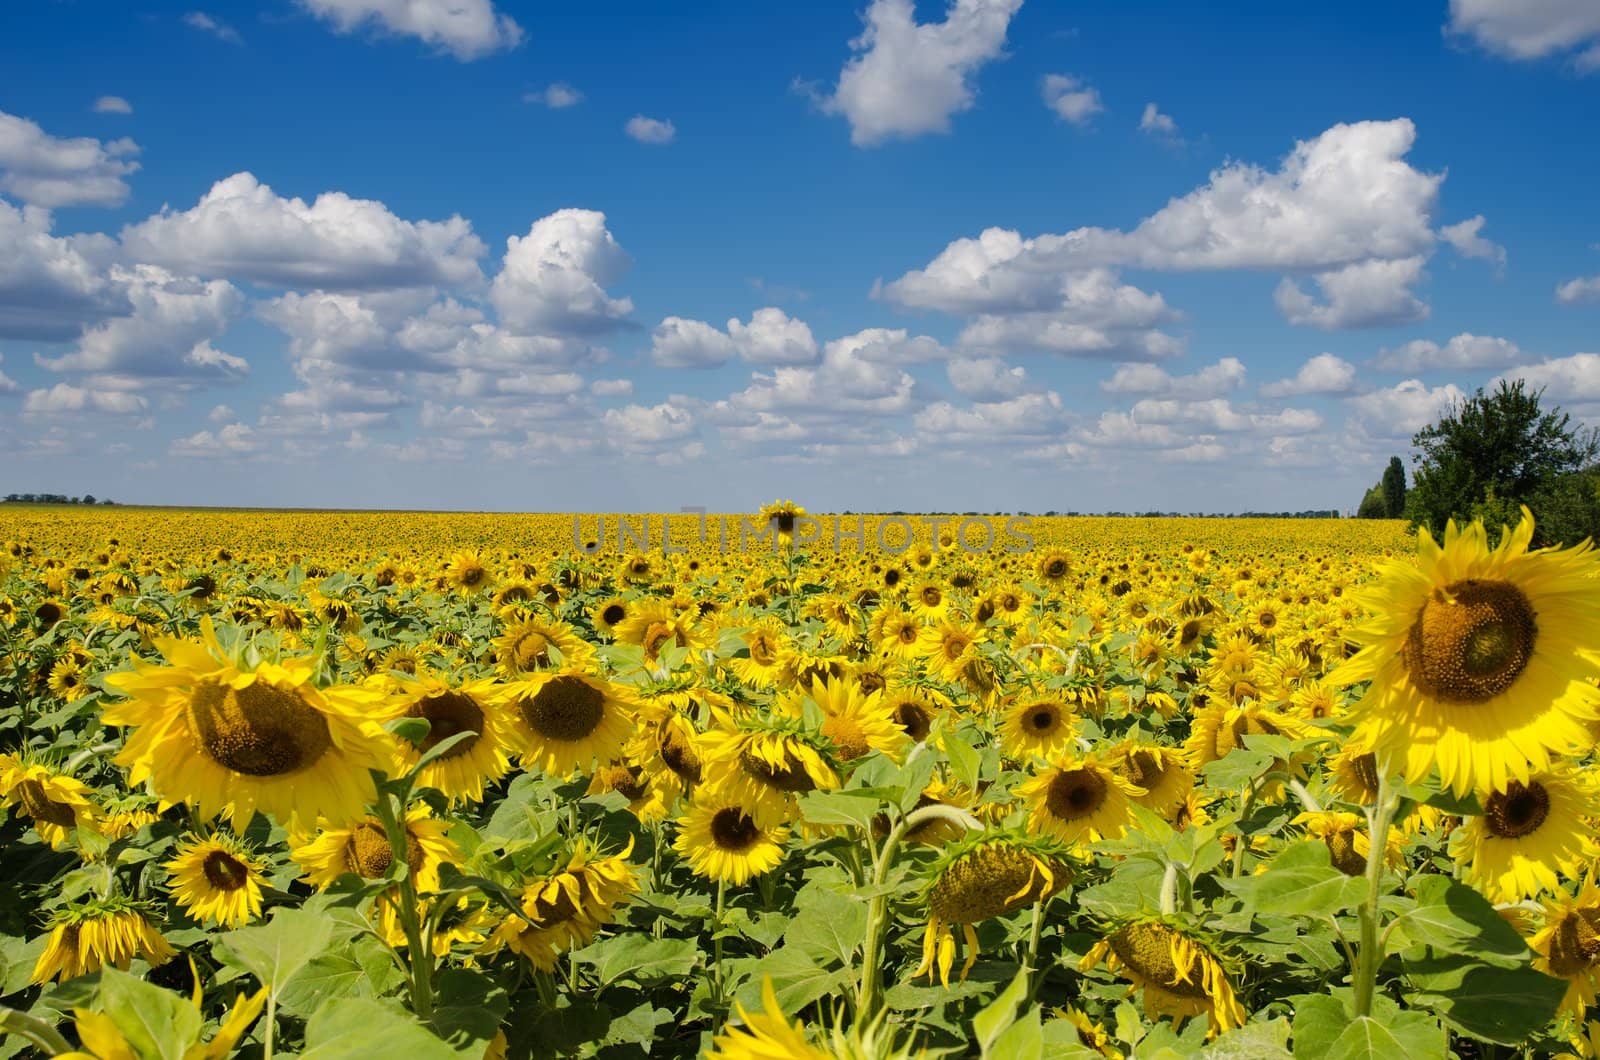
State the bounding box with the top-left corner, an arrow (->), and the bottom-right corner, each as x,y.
1530,876 -> 1600,1019
291,805 -> 460,893
1018,753 -> 1143,846
612,598 -> 702,664
1330,510 -> 1600,797
1449,765 -> 1600,902
164,833 -> 266,928
487,839 -> 639,971
501,670 -> 636,776
703,977 -> 831,1060
1081,915 -> 1246,1038
588,758 -> 674,820
102,619 -> 392,829
674,797 -> 790,885
1055,1007 -> 1124,1059
700,721 -> 840,820
0,757 -> 99,849
31,898 -> 176,984
382,673 -> 513,803
997,694 -> 1077,761
492,616 -> 596,677
916,832 -> 1072,985
759,499 -> 807,539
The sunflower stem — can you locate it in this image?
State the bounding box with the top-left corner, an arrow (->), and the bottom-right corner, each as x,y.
1353,768 -> 1400,1019
1288,778 -> 1323,814
1230,780 -> 1258,879
1021,898 -> 1047,1002
0,1007 -> 73,1056
264,991 -> 276,1060
711,876 -> 727,1005
1159,860 -> 1180,916
372,783 -> 435,1023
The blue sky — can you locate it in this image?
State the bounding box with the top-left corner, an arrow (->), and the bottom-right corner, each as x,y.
2,0 -> 1598,513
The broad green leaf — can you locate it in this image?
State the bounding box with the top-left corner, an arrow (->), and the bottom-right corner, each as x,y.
1038,1018 -> 1105,1058
728,946 -> 853,1015
213,906 -> 335,991
973,965 -> 1030,1058
1218,841 -> 1365,917
1078,858 -> 1165,918
1323,1012 -> 1444,1060
786,889 -> 868,967
1199,749 -> 1274,791
430,968 -> 509,1048
1289,994 -> 1350,1060
300,997 -> 461,1060
93,967 -> 204,1060
945,726 -> 982,793
1384,875 -> 1531,964
797,790 -> 883,831
1402,951 -> 1565,1045
603,1000 -> 672,1048
275,953 -> 371,1019
1203,1018 -> 1291,1059
575,934 -> 699,987
988,1003 -> 1044,1060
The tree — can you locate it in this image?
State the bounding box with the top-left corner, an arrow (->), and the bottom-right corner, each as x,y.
1356,484 -> 1387,519
1406,379 -> 1600,546
1381,456 -> 1406,517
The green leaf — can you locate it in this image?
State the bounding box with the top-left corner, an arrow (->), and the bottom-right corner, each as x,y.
989,1004 -> 1044,1060
300,998 -> 461,1060
728,946 -> 852,1015
1203,1018 -> 1292,1059
973,965 -> 1030,1058
796,790 -> 883,832
213,906 -> 335,991
786,888 -> 868,968
574,935 -> 699,987
1323,1013 -> 1445,1060
1218,841 -> 1366,917
1402,951 -> 1565,1045
430,968 -> 509,1049
387,716 -> 432,746
275,953 -> 370,1018
1289,994 -> 1350,1060
1383,875 -> 1530,964
945,723 -> 982,793
1200,749 -> 1274,791
92,967 -> 204,1060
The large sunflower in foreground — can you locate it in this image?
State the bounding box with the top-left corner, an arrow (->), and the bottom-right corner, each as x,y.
0,756 -> 99,849
31,898 -> 175,984
164,832 -> 267,928
1531,877 -> 1600,1019
700,721 -> 840,820
1331,510 -> 1600,796
382,673 -> 513,803
501,670 -> 636,775
1449,765 -> 1600,902
1081,915 -> 1246,1038
916,832 -> 1072,985
102,619 -> 392,829
492,615 -> 596,677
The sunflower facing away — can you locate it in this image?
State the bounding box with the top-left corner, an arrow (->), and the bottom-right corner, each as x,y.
674,797 -> 790,885
502,670 -> 636,775
1331,509 -> 1600,797
31,898 -> 175,984
700,721 -> 840,820
164,832 -> 267,928
102,619 -> 392,829
1449,764 -> 1600,903
1081,915 -> 1246,1038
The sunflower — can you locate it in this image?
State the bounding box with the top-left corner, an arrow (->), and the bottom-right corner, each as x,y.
917,619 -> 985,683
164,833 -> 266,928
1183,701 -> 1302,774
1035,550 -> 1072,586
445,551 -> 493,595
1530,876 -> 1600,1019
675,797 -> 790,885
1292,813 -> 1401,877
792,677 -> 906,763
591,595 -> 631,638
587,759 -> 673,820
704,977 -> 831,1060
729,617 -> 788,688
700,722 -> 839,820
1081,915 -> 1246,1038
292,805 -> 460,893
997,694 -> 1076,761
31,898 -> 176,984
102,619 -> 392,829
492,616 -> 595,677
759,499 -> 807,538
916,833 -> 1072,984
487,839 -> 639,971
0,757 -> 99,849
613,598 -> 701,664
1055,1007 -> 1124,1059
48,655 -> 92,702
1449,765 -> 1600,902
383,673 -> 513,803
1330,510 -> 1600,797
65,979 -> 267,1060
883,686 -> 943,744
502,671 -> 636,776
1018,754 -> 1142,846
1111,743 -> 1194,818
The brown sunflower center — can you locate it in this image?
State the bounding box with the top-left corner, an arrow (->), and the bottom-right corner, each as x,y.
1044,559 -> 1068,580
1023,702 -> 1063,735
710,808 -> 761,851
929,844 -> 1066,923
201,849 -> 251,891
1546,908 -> 1600,977
1045,768 -> 1109,821
408,691 -> 483,757
601,603 -> 627,626
511,631 -> 553,670
518,676 -> 605,742
17,779 -> 78,828
659,724 -> 702,783
1108,921 -> 1210,999
1323,829 -> 1366,876
187,678 -> 333,777
1484,780 -> 1550,839
595,764 -> 648,801
898,624 -> 919,644
740,747 -> 818,793
347,821 -> 423,877
1403,579 -> 1537,705
749,636 -> 777,666
1123,750 -> 1168,791
892,700 -> 932,742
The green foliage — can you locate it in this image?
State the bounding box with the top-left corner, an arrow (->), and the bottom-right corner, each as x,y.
1380,457 -> 1406,518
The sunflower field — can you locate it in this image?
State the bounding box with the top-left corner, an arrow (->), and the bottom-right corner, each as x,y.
2,503 -> 1598,1059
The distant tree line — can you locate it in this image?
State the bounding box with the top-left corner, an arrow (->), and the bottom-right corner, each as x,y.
2,494 -> 116,505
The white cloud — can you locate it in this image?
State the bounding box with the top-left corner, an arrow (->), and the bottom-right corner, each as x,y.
817,0 -> 1023,147
490,209 -> 633,337
171,422 -> 260,458
1494,353 -> 1600,405
624,116 -> 676,144
833,326 -> 948,364
0,107 -> 141,208
590,378 -> 633,397
1556,274 -> 1600,305
526,83 -> 582,108
296,0 -> 524,60
0,353 -> 15,393
915,391 -> 1067,440
93,96 -> 133,115
602,401 -> 697,451
1138,102 -> 1178,137
208,403 -> 234,422
23,382 -> 148,416
721,331 -> 920,416
649,316 -> 737,369
726,307 -> 818,365
35,265 -> 246,383
1274,257 -> 1429,329
1447,0 -> 1600,69
1348,379 -> 1466,437
0,198 -> 125,340
1128,397 -> 1322,435
947,357 -> 1029,400
1042,74 -> 1102,127
183,11 -> 242,44
258,290 -> 405,370
122,172 -> 485,291
1259,353 -> 1359,397
1102,357 -> 1245,397
1438,215 -> 1506,269
1372,332 -> 1530,373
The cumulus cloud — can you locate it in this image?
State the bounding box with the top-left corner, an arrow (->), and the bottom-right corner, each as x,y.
1556,274 -> 1600,305
720,330 -> 920,417
1348,379 -> 1466,438
816,0 -> 1022,147
122,172 -> 486,291
1259,353 -> 1360,397
183,11 -> 242,43
1101,357 -> 1245,397
726,307 -> 818,365
296,0 -> 524,60
488,209 -> 633,336
590,378 -> 633,397
946,357 -> 1029,400
602,401 -> 697,453
1438,215 -> 1507,270
1447,0 -> 1600,70
0,198 -> 125,340
0,353 -> 16,393
1138,102 -> 1178,137
915,391 -> 1068,441
0,107 -> 141,208
170,422 -> 260,458
1274,257 -> 1429,329
93,96 -> 133,115
1372,332 -> 1530,373
624,116 -> 676,144
23,382 -> 148,416
649,316 -> 737,368
525,83 -> 582,108
1494,353 -> 1600,405
1042,75 -> 1102,127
